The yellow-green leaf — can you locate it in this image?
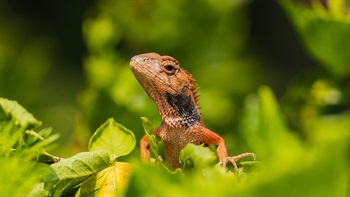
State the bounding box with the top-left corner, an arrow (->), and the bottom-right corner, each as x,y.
76,162 -> 132,196
89,118 -> 136,158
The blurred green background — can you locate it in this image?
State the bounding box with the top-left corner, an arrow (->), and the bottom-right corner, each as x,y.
0,0 -> 349,166
0,0 -> 348,155
1,0 -> 349,196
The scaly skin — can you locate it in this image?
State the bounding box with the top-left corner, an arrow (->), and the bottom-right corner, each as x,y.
130,52 -> 255,170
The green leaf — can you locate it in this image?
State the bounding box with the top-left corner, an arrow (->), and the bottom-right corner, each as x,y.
238,161 -> 260,176
241,86 -> 302,161
89,118 -> 136,159
179,144 -> 217,172
76,162 -> 132,196
140,117 -> 159,160
0,97 -> 41,128
43,150 -> 112,195
140,117 -> 154,136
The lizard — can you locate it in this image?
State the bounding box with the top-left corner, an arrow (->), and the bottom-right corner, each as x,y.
130,52 -> 255,171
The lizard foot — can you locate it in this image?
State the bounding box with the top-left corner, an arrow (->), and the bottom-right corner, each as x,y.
219,152 -> 256,172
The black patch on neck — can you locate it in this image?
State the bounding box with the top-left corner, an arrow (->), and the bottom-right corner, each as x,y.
165,92 -> 201,126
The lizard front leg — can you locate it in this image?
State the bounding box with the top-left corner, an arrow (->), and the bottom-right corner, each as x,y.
140,135 -> 150,162
201,127 -> 256,172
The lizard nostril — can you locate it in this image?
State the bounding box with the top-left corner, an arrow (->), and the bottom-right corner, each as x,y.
131,55 -> 145,63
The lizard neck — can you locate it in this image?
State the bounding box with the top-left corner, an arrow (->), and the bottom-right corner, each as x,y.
156,92 -> 202,129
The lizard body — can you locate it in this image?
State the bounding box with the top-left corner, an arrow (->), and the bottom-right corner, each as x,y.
130,52 -> 255,170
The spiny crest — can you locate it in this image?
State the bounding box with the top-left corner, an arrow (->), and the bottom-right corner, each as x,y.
184,70 -> 200,106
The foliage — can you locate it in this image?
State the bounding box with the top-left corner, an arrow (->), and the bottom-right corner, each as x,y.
2,83 -> 348,196
280,0 -> 350,78
0,98 -> 58,196
126,86 -> 349,196
89,118 -> 135,158
41,118 -> 135,196
0,99 -> 134,196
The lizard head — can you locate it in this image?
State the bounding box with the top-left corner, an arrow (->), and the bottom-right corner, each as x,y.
130,52 -> 201,127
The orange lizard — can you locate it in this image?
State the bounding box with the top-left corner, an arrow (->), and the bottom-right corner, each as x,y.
130,52 -> 255,171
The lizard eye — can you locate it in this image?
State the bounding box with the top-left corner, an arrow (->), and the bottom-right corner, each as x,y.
162,64 -> 177,75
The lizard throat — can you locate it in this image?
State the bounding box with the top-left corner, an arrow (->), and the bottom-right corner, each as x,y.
162,92 -> 201,128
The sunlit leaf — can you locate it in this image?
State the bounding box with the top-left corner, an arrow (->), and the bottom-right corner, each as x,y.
43,150 -> 112,195
89,118 -> 136,159
76,162 -> 132,196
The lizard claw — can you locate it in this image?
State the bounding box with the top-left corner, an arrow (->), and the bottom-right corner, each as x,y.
219,152 -> 256,172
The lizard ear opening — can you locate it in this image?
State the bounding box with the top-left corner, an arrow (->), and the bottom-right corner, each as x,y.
181,86 -> 188,93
